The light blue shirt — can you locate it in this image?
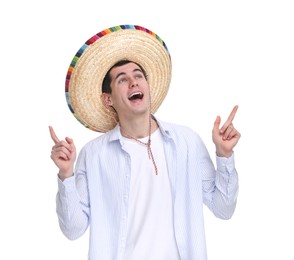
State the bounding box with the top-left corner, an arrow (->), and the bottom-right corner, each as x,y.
56,118 -> 239,260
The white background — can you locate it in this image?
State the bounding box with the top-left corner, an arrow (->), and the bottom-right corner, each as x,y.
1,0 -> 293,259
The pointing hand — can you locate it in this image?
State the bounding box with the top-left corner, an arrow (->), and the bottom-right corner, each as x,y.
49,126 -> 76,180
212,105 -> 241,157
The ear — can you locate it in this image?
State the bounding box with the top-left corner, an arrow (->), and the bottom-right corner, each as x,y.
101,93 -> 113,108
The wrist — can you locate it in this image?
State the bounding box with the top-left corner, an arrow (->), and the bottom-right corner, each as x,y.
216,150 -> 233,158
58,171 -> 74,181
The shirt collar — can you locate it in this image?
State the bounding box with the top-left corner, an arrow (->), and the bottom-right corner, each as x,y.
107,115 -> 173,142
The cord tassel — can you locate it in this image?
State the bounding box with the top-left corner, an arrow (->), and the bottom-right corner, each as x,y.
147,140 -> 158,175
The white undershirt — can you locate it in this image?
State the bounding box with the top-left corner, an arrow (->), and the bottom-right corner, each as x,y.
122,129 -> 180,260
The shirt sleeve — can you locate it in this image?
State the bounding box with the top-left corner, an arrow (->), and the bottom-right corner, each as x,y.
56,147 -> 90,240
202,149 -> 239,219
202,152 -> 239,220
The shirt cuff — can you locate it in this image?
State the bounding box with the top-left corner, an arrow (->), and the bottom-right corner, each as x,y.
57,175 -> 76,194
216,152 -> 235,174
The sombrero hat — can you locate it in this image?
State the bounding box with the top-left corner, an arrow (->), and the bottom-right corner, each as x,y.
65,25 -> 172,132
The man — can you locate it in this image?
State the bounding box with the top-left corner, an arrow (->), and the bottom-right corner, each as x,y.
50,25 -> 241,260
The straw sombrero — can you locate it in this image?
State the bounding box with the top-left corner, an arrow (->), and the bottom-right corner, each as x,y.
65,25 -> 172,132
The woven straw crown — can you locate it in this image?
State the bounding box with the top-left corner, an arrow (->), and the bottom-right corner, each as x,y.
65,25 -> 172,132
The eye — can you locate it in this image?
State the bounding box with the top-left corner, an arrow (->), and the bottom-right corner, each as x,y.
118,77 -> 127,84
135,74 -> 144,80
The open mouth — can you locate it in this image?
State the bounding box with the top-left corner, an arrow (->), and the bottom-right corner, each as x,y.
128,92 -> 144,101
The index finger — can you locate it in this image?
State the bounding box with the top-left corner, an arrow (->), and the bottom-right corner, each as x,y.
49,126 -> 60,144
226,105 -> 238,124
220,105 -> 239,133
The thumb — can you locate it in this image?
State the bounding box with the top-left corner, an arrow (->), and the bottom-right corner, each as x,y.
65,136 -> 73,144
65,137 -> 75,151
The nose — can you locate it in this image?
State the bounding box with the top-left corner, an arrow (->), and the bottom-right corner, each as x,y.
130,78 -> 138,88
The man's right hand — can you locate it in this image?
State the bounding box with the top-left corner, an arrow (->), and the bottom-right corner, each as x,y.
49,126 -> 76,181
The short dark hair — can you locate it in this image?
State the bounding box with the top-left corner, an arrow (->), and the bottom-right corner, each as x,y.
102,60 -> 147,93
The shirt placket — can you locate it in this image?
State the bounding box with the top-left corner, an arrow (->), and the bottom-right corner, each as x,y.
117,151 -> 131,260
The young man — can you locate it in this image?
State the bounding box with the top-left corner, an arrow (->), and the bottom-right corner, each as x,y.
49,25 -> 241,260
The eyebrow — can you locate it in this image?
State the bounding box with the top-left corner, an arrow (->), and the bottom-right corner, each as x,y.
114,68 -> 143,80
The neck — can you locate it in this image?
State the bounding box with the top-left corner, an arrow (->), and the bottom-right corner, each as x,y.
119,114 -> 157,139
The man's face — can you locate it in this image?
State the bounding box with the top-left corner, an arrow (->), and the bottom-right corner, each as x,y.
103,62 -> 151,119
